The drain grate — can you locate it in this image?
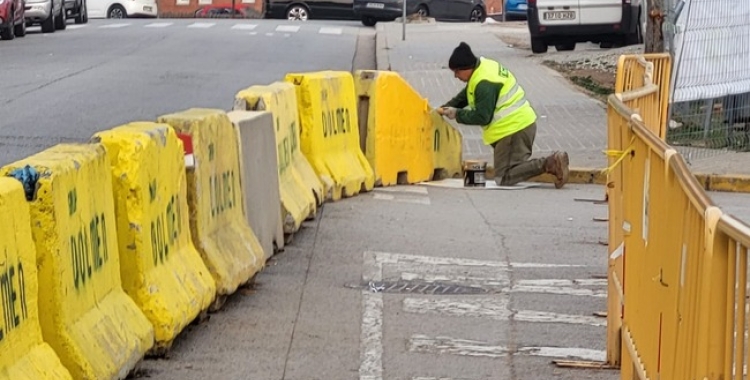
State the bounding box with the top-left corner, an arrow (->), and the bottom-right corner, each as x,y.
349,280 -> 497,295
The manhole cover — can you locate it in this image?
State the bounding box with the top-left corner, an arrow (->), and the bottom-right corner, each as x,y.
346,280 -> 495,295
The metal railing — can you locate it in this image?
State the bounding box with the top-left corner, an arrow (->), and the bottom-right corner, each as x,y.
606,54 -> 750,380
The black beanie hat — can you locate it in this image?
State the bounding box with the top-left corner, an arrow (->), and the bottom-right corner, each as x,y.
449,42 -> 477,70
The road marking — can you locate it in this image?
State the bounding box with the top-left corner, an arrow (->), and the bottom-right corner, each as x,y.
265,32 -> 274,36
373,186 -> 428,195
232,23 -> 257,30
510,285 -> 606,298
408,335 -> 606,362
402,298 -> 605,327
276,25 -> 300,32
516,279 -> 607,287
249,31 -> 258,35
319,27 -> 342,35
145,22 -> 173,28
358,251 -> 601,380
188,22 -> 215,28
373,193 -> 431,205
67,24 -> 87,30
360,252 -> 384,380
99,23 -> 130,28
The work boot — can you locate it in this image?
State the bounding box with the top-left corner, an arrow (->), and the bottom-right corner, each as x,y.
544,151 -> 569,189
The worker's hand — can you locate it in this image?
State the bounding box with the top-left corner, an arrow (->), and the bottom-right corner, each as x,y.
441,107 -> 457,120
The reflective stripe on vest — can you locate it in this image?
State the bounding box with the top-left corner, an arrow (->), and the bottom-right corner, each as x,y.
466,57 -> 537,145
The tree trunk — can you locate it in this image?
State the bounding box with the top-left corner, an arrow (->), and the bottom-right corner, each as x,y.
645,0 -> 665,53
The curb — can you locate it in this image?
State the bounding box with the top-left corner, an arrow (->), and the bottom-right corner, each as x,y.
485,165 -> 750,193
484,166 -> 608,186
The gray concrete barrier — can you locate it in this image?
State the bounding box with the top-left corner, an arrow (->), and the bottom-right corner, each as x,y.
228,110 -> 285,256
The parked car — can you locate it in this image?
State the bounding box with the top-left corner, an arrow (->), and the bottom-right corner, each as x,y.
87,0 -> 157,18
24,0 -> 65,33
526,0 -> 643,53
0,0 -> 26,39
265,0 -> 355,20
64,0 -> 87,24
353,0 -> 486,26
504,0 -> 526,20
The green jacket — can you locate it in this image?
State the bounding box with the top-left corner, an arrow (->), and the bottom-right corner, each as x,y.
440,62 -> 503,126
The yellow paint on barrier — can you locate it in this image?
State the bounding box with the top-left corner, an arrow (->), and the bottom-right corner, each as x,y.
234,82 -> 325,233
0,144 -> 155,380
355,70 -> 434,186
429,110 -> 463,180
0,178 -> 72,380
93,123 -> 217,351
285,71 -> 375,200
157,109 -> 265,298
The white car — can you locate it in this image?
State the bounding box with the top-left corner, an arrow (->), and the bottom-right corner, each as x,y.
526,0 -> 643,53
87,0 -> 157,18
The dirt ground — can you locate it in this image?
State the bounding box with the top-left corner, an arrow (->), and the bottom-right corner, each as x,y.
486,20 -> 643,102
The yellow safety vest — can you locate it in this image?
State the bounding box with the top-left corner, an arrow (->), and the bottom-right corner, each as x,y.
466,57 -> 537,145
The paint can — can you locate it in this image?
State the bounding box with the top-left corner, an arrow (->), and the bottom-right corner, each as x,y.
463,160 -> 487,187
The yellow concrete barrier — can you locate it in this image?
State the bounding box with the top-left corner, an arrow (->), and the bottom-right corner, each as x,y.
93,123 -> 217,353
157,108 -> 265,303
234,82 -> 325,234
285,71 -> 375,200
354,70 -> 434,186
0,178 -> 72,380
0,144 -> 154,380
429,110 -> 463,180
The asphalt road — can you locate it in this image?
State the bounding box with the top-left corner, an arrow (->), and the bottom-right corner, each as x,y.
0,18 -> 373,165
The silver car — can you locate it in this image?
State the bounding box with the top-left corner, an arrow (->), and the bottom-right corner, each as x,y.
25,0 -> 65,33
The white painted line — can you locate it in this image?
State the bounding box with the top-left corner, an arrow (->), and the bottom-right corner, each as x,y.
360,252 -> 384,380
373,186 -> 429,195
145,22 -> 173,28
402,298 -> 605,327
66,24 -> 87,30
367,251 -> 589,269
516,279 -> 607,287
510,285 -> 606,298
319,27 -> 342,35
188,22 -> 215,28
400,272 -> 509,287
249,31 -> 258,35
99,23 -> 130,28
373,193 -> 431,205
276,25 -> 300,32
409,335 -> 605,362
232,23 -> 257,30
266,32 -> 274,36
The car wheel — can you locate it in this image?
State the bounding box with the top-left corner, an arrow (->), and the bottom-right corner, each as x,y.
14,17 -> 26,37
286,4 -> 308,20
469,6 -> 484,22
41,12 -> 55,32
0,23 -> 15,40
55,4 -> 67,30
75,0 -> 87,23
362,16 -> 376,27
531,37 -> 547,54
555,42 -> 575,51
108,4 -> 127,18
416,4 -> 428,17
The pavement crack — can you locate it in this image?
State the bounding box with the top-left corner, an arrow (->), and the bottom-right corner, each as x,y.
280,205 -> 325,380
465,192 -> 518,379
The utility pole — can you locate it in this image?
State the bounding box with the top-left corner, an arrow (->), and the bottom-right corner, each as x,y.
645,0 -> 665,53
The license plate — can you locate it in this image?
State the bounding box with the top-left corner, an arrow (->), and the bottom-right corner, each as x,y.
543,11 -> 575,20
366,2 -> 384,8
144,5 -> 153,11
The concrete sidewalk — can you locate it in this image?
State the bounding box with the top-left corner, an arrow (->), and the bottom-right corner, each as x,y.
375,21 -> 750,181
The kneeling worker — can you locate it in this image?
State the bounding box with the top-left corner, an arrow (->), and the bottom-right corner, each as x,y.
437,42 -> 569,189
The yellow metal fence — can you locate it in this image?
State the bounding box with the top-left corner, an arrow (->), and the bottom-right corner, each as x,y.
607,54 -> 750,380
